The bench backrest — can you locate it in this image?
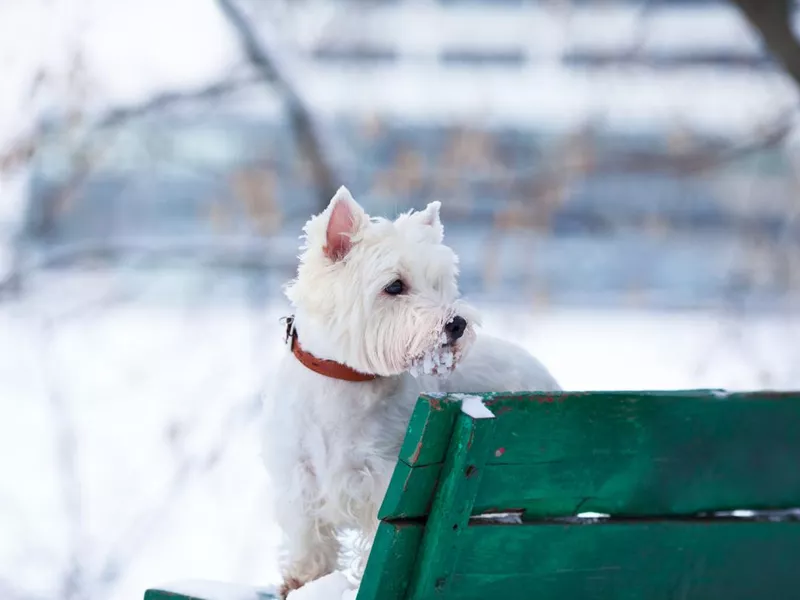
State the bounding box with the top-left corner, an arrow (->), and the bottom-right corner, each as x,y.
357,391 -> 800,600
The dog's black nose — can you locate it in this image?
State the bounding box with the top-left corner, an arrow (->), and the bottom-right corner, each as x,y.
445,316 -> 467,342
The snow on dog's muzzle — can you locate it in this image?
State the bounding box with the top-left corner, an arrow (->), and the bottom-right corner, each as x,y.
408,317 -> 469,378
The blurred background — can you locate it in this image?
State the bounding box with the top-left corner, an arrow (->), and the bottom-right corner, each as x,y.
1,0 -> 799,598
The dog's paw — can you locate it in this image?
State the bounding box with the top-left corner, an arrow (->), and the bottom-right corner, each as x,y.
278,577 -> 304,599
281,572 -> 355,600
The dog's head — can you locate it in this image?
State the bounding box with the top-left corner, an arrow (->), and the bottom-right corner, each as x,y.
285,186 -> 479,377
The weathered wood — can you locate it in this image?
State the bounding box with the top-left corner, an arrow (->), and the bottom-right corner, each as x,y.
449,519 -> 800,600
379,394 -> 461,520
391,391 -> 800,518
357,521 -> 423,600
378,462 -> 441,520
405,412 -> 496,600
397,395 -> 460,467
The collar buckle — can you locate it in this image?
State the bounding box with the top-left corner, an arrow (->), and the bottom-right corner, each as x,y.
280,315 -> 296,346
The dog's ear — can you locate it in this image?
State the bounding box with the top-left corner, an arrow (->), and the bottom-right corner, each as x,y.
323,186 -> 367,261
416,201 -> 443,243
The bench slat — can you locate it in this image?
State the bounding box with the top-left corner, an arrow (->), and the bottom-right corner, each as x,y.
356,522 -> 422,600
379,462 -> 441,520
383,391 -> 800,519
397,396 -> 460,467
406,413 -> 496,600
144,582 -> 276,600
448,519 -> 800,600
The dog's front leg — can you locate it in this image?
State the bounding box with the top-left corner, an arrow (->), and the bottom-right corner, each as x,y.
276,473 -> 340,598
278,517 -> 339,598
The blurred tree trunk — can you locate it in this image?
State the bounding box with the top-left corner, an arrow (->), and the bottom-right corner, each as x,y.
216,0 -> 337,212
730,0 -> 800,87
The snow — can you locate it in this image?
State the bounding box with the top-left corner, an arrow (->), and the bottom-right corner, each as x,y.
301,63 -> 797,136
454,394 -> 495,420
0,269 -> 798,599
1,0 -> 795,154
162,580 -> 275,600
309,2 -> 764,59
715,509 -> 800,520
409,331 -> 457,378
0,0 -> 240,126
286,572 -> 355,600
471,513 -> 523,525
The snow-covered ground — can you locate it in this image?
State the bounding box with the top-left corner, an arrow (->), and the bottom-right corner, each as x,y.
0,270 -> 798,600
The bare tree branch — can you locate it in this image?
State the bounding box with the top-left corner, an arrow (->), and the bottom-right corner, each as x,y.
729,0 -> 800,87
590,113 -> 794,175
14,75 -> 254,230
0,73 -> 262,297
215,0 -> 338,211
0,74 -> 258,175
96,74 -> 258,129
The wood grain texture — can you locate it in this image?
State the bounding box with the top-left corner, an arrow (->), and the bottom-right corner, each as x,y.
449,519 -> 800,600
397,395 -> 460,467
392,391 -> 800,518
378,462 -> 441,520
357,521 -> 423,600
406,413 -> 496,600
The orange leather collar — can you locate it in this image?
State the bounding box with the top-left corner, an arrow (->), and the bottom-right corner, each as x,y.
284,317 -> 377,382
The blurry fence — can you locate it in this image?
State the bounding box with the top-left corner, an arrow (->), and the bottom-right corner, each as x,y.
17,111 -> 800,310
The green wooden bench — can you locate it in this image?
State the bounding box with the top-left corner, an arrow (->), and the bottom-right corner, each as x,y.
146,390 -> 800,600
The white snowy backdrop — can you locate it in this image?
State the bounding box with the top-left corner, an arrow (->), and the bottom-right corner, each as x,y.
1,1 -> 800,599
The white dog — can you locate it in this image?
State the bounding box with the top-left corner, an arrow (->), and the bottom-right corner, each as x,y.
263,187 -> 560,597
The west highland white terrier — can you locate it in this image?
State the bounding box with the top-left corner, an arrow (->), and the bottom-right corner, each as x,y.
263,186 -> 560,597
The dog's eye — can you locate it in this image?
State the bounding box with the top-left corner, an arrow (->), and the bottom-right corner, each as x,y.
384,279 -> 406,295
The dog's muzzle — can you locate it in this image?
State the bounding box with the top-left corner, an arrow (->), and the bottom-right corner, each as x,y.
444,315 -> 467,344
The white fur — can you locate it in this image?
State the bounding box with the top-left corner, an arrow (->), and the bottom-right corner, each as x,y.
262,187 -> 560,595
